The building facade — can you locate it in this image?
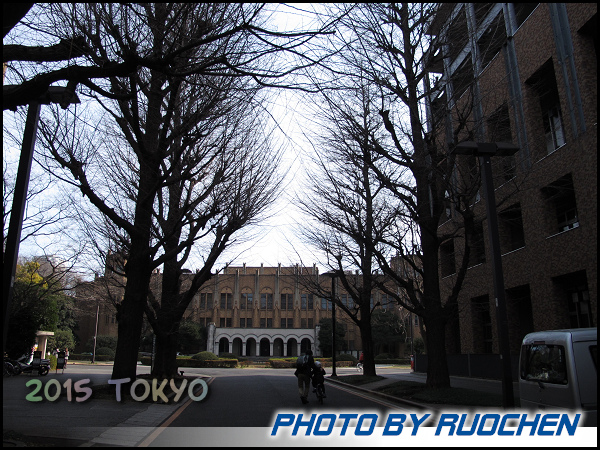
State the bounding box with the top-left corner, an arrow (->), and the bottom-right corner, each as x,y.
427,3 -> 597,355
75,262 -> 420,357
180,264 -> 417,357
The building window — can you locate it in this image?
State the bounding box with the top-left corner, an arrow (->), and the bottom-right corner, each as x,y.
513,3 -> 539,30
498,203 -> 526,253
280,292 -> 293,310
472,295 -> 493,353
240,318 -> 246,327
526,59 -> 566,155
477,9 -> 507,71
240,291 -> 253,310
380,294 -> 392,310
468,221 -> 486,267
200,292 -> 212,309
261,292 -> 273,310
301,294 -> 313,310
440,240 -> 456,277
553,271 -> 593,329
260,318 -> 272,328
220,292 -> 232,310
280,318 -> 293,328
246,318 -> 252,328
543,105 -> 566,154
542,174 -> 579,233
321,297 -> 330,310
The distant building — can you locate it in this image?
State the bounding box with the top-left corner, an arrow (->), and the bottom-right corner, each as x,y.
74,260 -> 420,357
426,3 -> 597,354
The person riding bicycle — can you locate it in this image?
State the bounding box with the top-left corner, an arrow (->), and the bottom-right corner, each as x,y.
311,360 -> 327,398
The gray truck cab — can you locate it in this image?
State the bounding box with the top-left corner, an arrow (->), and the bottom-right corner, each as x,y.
519,328 -> 597,426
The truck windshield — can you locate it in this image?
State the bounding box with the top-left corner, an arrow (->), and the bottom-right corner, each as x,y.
520,344 -> 568,384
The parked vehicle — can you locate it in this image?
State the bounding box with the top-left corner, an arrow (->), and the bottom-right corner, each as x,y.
16,353 -> 50,376
4,356 -> 22,376
519,328 -> 597,426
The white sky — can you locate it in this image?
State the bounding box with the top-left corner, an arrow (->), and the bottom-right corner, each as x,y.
3,4 -> 330,278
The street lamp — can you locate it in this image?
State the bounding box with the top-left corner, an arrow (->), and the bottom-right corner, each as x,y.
3,86 -> 80,353
321,270 -> 341,376
453,141 -> 518,409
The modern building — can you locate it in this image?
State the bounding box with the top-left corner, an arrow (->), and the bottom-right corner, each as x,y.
426,3 -> 597,355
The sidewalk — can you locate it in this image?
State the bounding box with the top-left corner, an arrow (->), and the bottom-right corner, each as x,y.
2,370 -> 209,447
327,366 -> 520,410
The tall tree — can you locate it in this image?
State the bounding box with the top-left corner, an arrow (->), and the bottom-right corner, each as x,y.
297,80 -> 397,377
313,3 -> 491,388
7,3 -> 334,381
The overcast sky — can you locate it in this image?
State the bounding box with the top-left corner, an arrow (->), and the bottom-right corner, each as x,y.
3,4 -> 331,277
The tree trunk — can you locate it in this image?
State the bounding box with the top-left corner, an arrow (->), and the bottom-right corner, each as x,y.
111,269 -> 149,382
359,320 -> 377,377
423,312 -> 450,388
151,326 -> 180,378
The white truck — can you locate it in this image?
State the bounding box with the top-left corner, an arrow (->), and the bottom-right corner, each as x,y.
519,328 -> 597,426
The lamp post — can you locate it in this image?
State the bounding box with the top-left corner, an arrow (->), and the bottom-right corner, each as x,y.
453,141 -> 518,409
321,270 -> 340,376
3,86 -> 80,353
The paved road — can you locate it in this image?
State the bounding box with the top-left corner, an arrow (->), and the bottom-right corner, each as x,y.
155,368 -> 414,428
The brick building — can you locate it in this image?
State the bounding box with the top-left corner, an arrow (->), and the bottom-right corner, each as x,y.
75,261 -> 420,357
426,3 -> 597,355
180,264 -> 418,357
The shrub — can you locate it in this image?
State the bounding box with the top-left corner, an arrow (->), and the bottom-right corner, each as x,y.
336,353 -> 358,363
375,353 -> 393,360
191,351 -> 219,361
96,347 -> 115,359
218,352 -> 238,360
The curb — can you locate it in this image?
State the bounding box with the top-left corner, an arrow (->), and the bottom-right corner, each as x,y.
326,377 -> 440,411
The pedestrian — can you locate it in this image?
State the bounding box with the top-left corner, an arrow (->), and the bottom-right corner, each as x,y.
311,360 -> 327,398
294,349 -> 315,404
65,348 -> 69,367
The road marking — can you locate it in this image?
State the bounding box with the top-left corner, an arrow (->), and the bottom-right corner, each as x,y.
137,377 -> 214,447
327,382 -> 414,410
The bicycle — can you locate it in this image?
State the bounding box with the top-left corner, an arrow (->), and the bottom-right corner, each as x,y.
356,362 -> 363,372
315,383 -> 326,404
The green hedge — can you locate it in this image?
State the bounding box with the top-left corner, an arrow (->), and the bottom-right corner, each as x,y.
140,357 -> 237,368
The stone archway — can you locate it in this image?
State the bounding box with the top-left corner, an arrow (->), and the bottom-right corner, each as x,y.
246,338 -> 256,356
259,338 -> 270,357
287,338 -> 298,357
273,338 -> 284,357
300,338 -> 312,354
232,338 -> 243,356
218,337 -> 229,354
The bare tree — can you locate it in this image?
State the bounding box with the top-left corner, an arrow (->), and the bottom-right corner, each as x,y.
12,3 -> 339,382
304,3 -> 501,388
297,79 -> 399,376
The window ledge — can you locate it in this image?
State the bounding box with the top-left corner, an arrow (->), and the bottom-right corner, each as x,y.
546,224 -> 580,240
501,246 -> 525,257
